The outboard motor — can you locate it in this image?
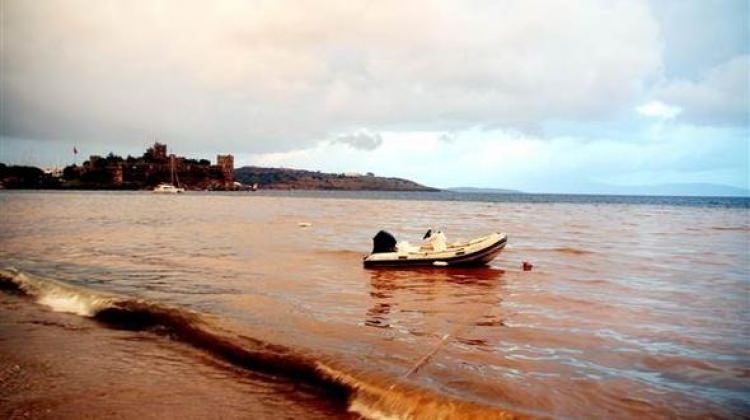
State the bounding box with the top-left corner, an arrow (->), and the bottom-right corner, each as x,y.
372,230 -> 397,254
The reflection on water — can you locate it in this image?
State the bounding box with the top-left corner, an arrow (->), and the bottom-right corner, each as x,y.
366,267 -> 505,335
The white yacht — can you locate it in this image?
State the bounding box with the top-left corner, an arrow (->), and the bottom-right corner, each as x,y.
153,183 -> 185,194
152,155 -> 185,193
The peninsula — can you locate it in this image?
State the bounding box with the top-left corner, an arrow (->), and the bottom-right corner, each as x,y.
234,166 -> 437,191
0,142 -> 437,192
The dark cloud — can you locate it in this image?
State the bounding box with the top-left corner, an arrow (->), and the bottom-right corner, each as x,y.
655,55 -> 749,126
333,130 -> 383,150
438,133 -> 455,143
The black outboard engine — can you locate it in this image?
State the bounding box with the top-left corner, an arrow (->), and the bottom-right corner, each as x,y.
372,230 -> 397,254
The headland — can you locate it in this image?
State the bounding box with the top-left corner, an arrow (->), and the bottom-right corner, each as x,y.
0,142 -> 437,192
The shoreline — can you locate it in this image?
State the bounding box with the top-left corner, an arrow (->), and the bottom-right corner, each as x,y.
2,188 -> 748,203
0,293 -> 348,420
0,269 -> 527,420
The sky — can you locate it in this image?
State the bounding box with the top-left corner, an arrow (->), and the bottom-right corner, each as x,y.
0,0 -> 748,194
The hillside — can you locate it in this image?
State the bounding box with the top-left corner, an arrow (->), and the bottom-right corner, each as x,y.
234,166 -> 438,191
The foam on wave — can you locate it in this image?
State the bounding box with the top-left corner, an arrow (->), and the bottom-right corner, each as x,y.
0,267 -> 526,420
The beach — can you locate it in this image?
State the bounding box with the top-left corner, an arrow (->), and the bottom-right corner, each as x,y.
0,191 -> 748,419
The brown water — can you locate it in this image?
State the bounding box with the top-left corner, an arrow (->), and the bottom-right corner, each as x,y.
0,191 -> 748,419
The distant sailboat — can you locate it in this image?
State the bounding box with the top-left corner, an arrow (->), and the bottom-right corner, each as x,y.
153,156 -> 185,194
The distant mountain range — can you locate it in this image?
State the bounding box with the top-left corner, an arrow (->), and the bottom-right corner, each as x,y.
588,183 -> 749,197
446,187 -> 524,194
234,166 -> 438,191
447,183 -> 749,197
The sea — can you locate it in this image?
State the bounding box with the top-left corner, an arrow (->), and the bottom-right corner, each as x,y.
0,190 -> 748,419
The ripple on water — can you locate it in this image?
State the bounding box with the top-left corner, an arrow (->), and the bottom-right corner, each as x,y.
0,191 -> 748,418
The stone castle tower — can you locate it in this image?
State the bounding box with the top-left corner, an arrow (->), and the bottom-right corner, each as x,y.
216,154 -> 234,187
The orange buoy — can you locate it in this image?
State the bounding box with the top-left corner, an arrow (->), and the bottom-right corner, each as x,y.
522,261 -> 533,271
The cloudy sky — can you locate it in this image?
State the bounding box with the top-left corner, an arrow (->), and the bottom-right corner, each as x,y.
1,0 -> 748,193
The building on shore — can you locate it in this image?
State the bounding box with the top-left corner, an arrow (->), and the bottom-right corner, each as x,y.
216,154 -> 234,188
64,142 -> 235,190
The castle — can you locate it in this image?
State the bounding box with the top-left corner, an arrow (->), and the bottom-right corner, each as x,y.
67,142 -> 235,190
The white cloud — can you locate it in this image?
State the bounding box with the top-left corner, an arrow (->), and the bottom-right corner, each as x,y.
1,0 -> 662,154
636,100 -> 682,119
5,1 -> 744,193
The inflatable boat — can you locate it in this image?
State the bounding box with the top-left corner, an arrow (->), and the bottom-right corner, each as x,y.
363,230 -> 507,268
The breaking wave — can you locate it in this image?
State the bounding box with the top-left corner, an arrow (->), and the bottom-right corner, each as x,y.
0,268 -> 117,316
0,268 -> 524,420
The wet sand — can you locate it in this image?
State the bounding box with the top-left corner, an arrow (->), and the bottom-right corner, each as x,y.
0,293 -> 348,419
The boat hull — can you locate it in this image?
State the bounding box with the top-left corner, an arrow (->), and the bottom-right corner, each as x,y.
153,184 -> 185,193
363,233 -> 507,268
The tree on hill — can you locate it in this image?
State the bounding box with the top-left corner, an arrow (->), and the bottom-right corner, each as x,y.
0,164 -> 57,188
